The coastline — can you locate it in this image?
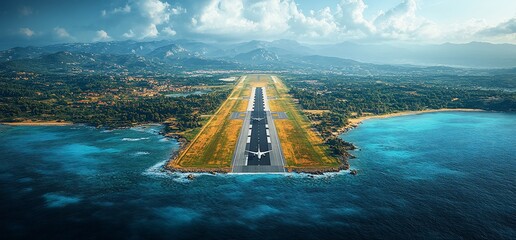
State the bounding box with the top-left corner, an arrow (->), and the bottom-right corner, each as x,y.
341,108 -> 485,133
1,120 -> 73,126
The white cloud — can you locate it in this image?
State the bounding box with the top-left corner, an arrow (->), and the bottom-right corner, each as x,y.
113,4 -> 131,14
101,10 -> 107,17
162,27 -> 177,36
19,28 -> 35,37
94,30 -> 111,41
141,24 -> 160,38
54,27 -> 72,39
107,0 -> 181,39
477,18 -> 516,36
371,0 -> 438,40
191,0 -> 302,38
96,0 -> 515,44
473,18 -> 516,43
334,0 -> 375,34
137,0 -> 172,25
187,0 -> 439,42
123,29 -> 135,38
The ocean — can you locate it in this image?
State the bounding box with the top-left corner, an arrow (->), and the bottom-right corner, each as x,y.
0,112 -> 514,239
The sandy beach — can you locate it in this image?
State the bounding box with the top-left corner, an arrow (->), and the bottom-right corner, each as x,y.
1,120 -> 73,126
344,108 -> 484,130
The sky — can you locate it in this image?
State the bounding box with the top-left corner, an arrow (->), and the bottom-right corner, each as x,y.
1,0 -> 515,49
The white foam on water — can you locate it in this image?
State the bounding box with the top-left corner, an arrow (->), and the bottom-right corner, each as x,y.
143,159 -> 170,177
143,159 -> 222,183
122,137 -> 149,142
287,169 -> 351,179
134,151 -> 150,156
144,158 -> 352,182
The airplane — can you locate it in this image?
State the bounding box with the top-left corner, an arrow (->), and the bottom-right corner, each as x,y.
252,117 -> 265,121
246,146 -> 271,160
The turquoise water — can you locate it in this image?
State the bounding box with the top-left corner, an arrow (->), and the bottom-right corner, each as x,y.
0,112 -> 514,239
165,90 -> 210,97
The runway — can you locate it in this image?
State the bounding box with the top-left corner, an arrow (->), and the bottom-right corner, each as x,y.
231,86 -> 285,173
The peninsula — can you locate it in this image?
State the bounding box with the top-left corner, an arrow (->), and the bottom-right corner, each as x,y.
167,75 -> 344,173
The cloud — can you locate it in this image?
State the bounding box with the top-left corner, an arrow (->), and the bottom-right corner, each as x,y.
184,0 -> 438,42
123,29 -> 135,38
94,30 -> 111,41
162,27 -> 177,36
371,0 -> 440,40
141,24 -> 159,38
19,28 -> 35,37
189,0 -> 302,38
93,0 -> 515,44
137,0 -> 172,25
54,27 -> 72,39
113,4 -> 131,14
334,0 -> 375,34
477,18 -> 516,36
108,0 -> 182,39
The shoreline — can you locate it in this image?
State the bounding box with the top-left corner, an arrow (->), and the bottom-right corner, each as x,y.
1,120 -> 74,126
2,108 -> 485,175
340,108 -> 485,133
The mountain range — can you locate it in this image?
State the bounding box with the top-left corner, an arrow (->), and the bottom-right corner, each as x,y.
0,39 -> 515,75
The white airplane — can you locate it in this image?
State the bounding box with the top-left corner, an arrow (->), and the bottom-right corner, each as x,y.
246,146 -> 271,160
252,117 -> 265,121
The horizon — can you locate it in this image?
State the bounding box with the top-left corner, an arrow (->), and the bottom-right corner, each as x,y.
1,0 -> 515,50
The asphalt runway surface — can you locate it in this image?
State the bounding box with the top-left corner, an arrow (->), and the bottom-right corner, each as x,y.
231,86 -> 285,173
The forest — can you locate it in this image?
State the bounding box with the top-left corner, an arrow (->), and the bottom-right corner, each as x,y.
282,74 -> 515,140
0,72 -> 232,135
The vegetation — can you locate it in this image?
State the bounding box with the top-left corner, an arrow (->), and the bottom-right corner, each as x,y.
169,76 -> 248,170
0,72 -> 235,136
268,76 -> 342,170
283,74 -> 516,139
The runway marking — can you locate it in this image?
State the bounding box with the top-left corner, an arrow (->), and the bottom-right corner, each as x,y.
231,79 -> 286,173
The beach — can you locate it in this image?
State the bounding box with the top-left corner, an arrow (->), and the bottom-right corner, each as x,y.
344,108 -> 484,131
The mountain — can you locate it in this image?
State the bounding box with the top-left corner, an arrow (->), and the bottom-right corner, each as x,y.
0,39 -> 514,74
0,51 -> 163,74
2,40 -> 514,68
234,48 -> 280,65
147,44 -> 195,59
312,41 -> 516,68
0,46 -> 48,61
222,39 -> 312,57
0,41 -> 177,61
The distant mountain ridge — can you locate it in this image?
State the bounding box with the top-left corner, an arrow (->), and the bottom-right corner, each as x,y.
0,39 -> 515,74
312,41 -> 516,68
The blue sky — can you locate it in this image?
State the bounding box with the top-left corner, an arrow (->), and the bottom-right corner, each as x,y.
1,0 -> 515,49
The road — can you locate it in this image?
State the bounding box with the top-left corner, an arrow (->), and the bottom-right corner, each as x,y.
231,86 -> 285,173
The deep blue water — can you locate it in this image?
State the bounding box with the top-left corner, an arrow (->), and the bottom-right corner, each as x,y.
0,112 -> 514,239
